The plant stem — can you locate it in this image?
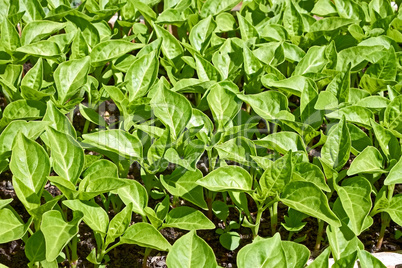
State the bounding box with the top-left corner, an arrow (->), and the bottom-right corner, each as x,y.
376,184 -> 395,250
269,202 -> 278,235
69,235 -> 78,268
252,205 -> 264,238
104,241 -> 122,254
83,120 -> 90,134
142,248 -> 152,268
376,212 -> 391,250
314,219 -> 324,251
206,190 -> 213,220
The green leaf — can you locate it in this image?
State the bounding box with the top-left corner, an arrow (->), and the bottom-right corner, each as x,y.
161,168 -> 208,210
164,206 -> 215,230
16,40 -> 61,58
237,233 -> 287,268
197,166 -> 253,192
166,230 -> 218,268
189,15 -> 216,54
25,230 -> 46,262
54,56 -> 90,104
293,162 -> 330,192
63,200 -> 109,235
121,222 -> 171,251
150,86 -> 192,139
90,40 -> 143,67
82,129 -> 143,161
255,132 -> 306,155
126,51 -> 159,101
105,203 -> 132,247
207,84 -> 241,131
114,180 -> 148,216
347,147 -> 384,175
3,100 -> 46,121
260,152 -> 292,197
358,250 -> 387,268
237,91 -> 288,121
200,0 -> 241,18
41,210 -> 83,262
321,117 -> 351,171
21,21 -> 66,45
282,241 -> 310,268
385,194 -> 402,226
43,127 -> 84,185
308,247 -> 330,268
0,207 -> 32,244
154,24 -> 183,60
10,133 -> 50,194
337,177 -> 373,235
281,181 -> 341,227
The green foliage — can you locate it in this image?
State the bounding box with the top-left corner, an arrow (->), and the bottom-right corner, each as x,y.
0,0 -> 401,267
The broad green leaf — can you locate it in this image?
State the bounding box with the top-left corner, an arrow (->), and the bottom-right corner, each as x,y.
126,51 -> 159,101
16,40 -> 61,58
25,230 -> 46,262
293,162 -> 330,192
2,100 -> 46,121
150,86 -> 192,139
200,0 -> 241,18
308,247 -> 330,268
114,180 -> 148,216
0,207 -> 32,244
10,133 -> 50,194
78,104 -> 107,128
21,58 -> 45,100
0,120 -> 48,153
282,241 -> 310,268
385,95 -> 402,136
281,181 -> 341,227
196,166 -> 253,192
189,15 -> 216,54
385,195 -> 402,226
121,222 -> 171,251
63,200 -> 109,235
237,91 -> 288,121
161,168 -> 208,210
207,84 -> 242,131
293,46 -> 327,76
54,56 -> 90,104
105,203 -> 133,247
260,152 -> 292,197
82,129 -> 143,161
337,177 -> 372,235
43,127 -> 84,185
321,117 -> 350,171
347,147 -> 384,175
357,250 -> 387,268
154,24 -> 183,60
43,102 -> 76,138
371,120 -> 399,158
237,233 -> 286,268
215,137 -> 256,166
90,40 -> 143,67
82,159 -> 118,181
1,18 -> 20,51
21,21 -> 66,45
166,230 -> 218,268
254,132 -> 306,154
327,224 -> 363,260
384,156 -> 402,185
164,206 -> 215,230
326,107 -> 373,127
41,210 -> 83,262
